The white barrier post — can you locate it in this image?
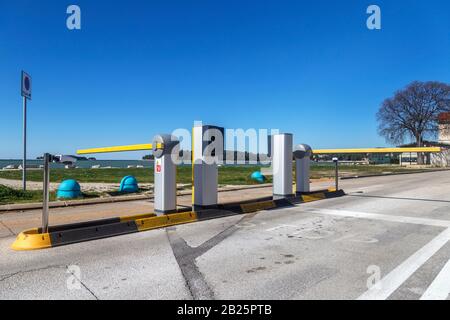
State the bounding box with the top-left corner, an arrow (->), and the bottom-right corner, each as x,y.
153,134 -> 179,214
272,134 -> 294,199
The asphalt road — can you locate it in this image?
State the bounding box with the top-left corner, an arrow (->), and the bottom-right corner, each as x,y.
1,171 -> 450,300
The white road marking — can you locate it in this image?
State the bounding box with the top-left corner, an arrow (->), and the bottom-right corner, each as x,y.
306,208 -> 450,228
304,208 -> 450,300
358,228 -> 450,300
420,258 -> 450,300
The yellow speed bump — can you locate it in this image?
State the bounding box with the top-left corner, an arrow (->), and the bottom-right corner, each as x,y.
77,143 -> 163,155
312,147 -> 441,155
11,228 -> 52,251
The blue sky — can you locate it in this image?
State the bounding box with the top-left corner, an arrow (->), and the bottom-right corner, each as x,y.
1,0 -> 449,159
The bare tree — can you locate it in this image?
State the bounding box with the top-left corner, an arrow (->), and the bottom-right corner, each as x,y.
377,81 -> 450,164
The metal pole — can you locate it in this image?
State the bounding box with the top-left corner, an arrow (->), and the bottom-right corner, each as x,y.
335,160 -> 339,191
22,97 -> 27,191
42,153 -> 50,233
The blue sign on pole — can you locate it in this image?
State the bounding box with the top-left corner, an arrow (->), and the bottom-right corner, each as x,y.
21,71 -> 32,100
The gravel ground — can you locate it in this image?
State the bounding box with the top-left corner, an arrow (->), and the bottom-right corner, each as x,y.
0,178 -> 153,193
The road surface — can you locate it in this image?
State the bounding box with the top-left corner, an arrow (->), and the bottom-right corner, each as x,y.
1,171 -> 450,300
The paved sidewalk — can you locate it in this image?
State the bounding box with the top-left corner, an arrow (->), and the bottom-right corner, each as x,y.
0,183 -> 280,212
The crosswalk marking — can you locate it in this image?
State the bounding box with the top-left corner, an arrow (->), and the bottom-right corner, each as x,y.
420,258 -> 450,300
358,228 -> 450,300
302,208 -> 450,300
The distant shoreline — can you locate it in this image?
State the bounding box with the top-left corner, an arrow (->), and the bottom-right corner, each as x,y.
0,159 -> 154,169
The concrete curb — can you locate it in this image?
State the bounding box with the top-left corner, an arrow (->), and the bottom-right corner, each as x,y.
0,184 -> 272,213
11,189 -> 345,251
340,168 -> 450,180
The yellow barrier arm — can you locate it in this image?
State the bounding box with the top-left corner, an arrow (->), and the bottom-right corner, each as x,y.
312,147 -> 441,155
78,145 -> 440,156
77,143 -> 163,155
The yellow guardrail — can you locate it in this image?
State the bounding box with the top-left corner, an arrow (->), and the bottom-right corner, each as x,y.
312,147 -> 441,155
77,143 -> 163,155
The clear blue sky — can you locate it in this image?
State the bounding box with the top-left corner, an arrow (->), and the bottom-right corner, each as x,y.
1,0 -> 449,159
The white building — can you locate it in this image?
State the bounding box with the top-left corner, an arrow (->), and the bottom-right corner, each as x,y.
399,112 -> 450,167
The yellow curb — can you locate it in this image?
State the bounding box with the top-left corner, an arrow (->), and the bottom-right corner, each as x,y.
120,213 -> 157,222
11,228 -> 52,251
11,190 -> 344,251
240,200 -> 276,213
301,193 -> 326,202
136,211 -> 198,232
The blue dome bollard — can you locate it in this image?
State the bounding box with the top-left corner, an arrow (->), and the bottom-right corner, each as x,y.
250,171 -> 266,184
57,179 -> 82,199
119,176 -> 139,193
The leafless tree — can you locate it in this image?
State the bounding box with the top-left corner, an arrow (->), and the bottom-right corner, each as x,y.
377,81 -> 450,163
